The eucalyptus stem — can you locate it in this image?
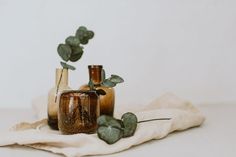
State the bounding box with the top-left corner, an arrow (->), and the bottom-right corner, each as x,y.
138,118 -> 171,123
54,68 -> 64,103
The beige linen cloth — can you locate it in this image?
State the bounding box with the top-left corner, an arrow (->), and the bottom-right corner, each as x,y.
0,93 -> 205,157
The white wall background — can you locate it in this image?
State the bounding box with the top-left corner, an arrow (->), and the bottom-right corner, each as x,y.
0,0 -> 235,108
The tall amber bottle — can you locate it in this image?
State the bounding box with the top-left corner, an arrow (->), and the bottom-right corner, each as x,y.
47,68 -> 70,130
79,65 -> 115,116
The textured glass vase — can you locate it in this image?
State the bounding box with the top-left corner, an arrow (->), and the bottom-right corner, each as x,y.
79,65 -> 115,116
58,90 -> 100,134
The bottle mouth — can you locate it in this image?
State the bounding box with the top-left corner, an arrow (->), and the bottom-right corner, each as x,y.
61,89 -> 98,96
88,65 -> 103,69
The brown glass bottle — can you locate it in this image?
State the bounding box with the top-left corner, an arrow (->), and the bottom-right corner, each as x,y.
58,90 -> 100,134
79,65 -> 115,116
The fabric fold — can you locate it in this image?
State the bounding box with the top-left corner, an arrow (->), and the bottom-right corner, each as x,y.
0,93 -> 205,157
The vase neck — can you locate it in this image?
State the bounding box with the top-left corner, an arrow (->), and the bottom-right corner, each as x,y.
55,68 -> 68,87
88,65 -> 103,85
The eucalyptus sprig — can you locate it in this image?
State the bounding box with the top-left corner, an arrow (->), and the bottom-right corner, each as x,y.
102,74 -> 124,87
102,69 -> 124,87
58,26 -> 94,70
55,26 -> 94,102
97,113 -> 171,144
88,69 -> 124,89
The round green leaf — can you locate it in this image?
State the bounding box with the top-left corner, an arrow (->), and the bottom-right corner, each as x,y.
65,36 -> 80,47
80,38 -> 89,45
109,75 -> 124,84
117,119 -> 124,128
102,79 -> 116,87
97,115 -> 123,144
97,126 -> 123,144
87,31 -> 94,39
69,52 -> 83,62
57,44 -> 72,62
97,115 -> 121,128
83,31 -> 89,38
78,26 -> 87,32
69,46 -> 83,62
121,112 -> 138,137
71,45 -> 83,54
75,27 -> 92,45
76,26 -> 87,38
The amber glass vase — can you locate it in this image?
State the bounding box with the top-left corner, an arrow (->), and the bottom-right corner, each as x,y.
58,90 -> 100,134
79,65 -> 115,116
47,68 -> 70,130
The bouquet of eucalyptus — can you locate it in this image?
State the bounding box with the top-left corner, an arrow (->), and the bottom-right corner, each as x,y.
57,26 -> 94,70
55,26 -> 94,101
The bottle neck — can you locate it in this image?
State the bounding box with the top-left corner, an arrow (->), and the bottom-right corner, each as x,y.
55,68 -> 68,87
88,65 -> 103,85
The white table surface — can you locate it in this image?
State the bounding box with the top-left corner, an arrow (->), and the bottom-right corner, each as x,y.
0,103 -> 236,157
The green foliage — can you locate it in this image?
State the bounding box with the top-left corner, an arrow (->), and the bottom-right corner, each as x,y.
109,75 -> 124,84
57,44 -> 72,62
121,112 -> 138,137
55,26 -> 94,103
76,26 -> 94,45
97,113 -> 137,144
70,46 -> 83,62
88,79 -> 106,95
60,62 -> 76,70
97,126 -> 123,145
97,113 -> 171,144
97,115 -> 124,144
88,69 -> 124,90
97,115 -> 122,128
57,26 -> 94,70
102,79 -> 116,87
100,70 -> 124,88
65,36 -> 80,47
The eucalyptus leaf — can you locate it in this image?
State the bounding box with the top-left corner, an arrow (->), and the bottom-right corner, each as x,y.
70,46 -> 83,62
109,75 -> 124,84
69,52 -> 83,62
80,38 -> 89,45
83,31 -> 89,38
78,26 -> 87,32
117,119 -> 124,128
71,45 -> 83,54
60,62 -> 76,70
65,36 -> 80,47
76,26 -> 87,39
57,44 -> 72,61
97,115 -> 121,128
121,112 -> 138,137
102,79 -> 116,87
97,126 -> 123,144
96,113 -> 171,144
75,26 -> 93,45
97,115 -> 123,144
87,31 -> 94,39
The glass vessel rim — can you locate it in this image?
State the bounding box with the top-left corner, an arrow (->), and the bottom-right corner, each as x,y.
88,65 -> 103,69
